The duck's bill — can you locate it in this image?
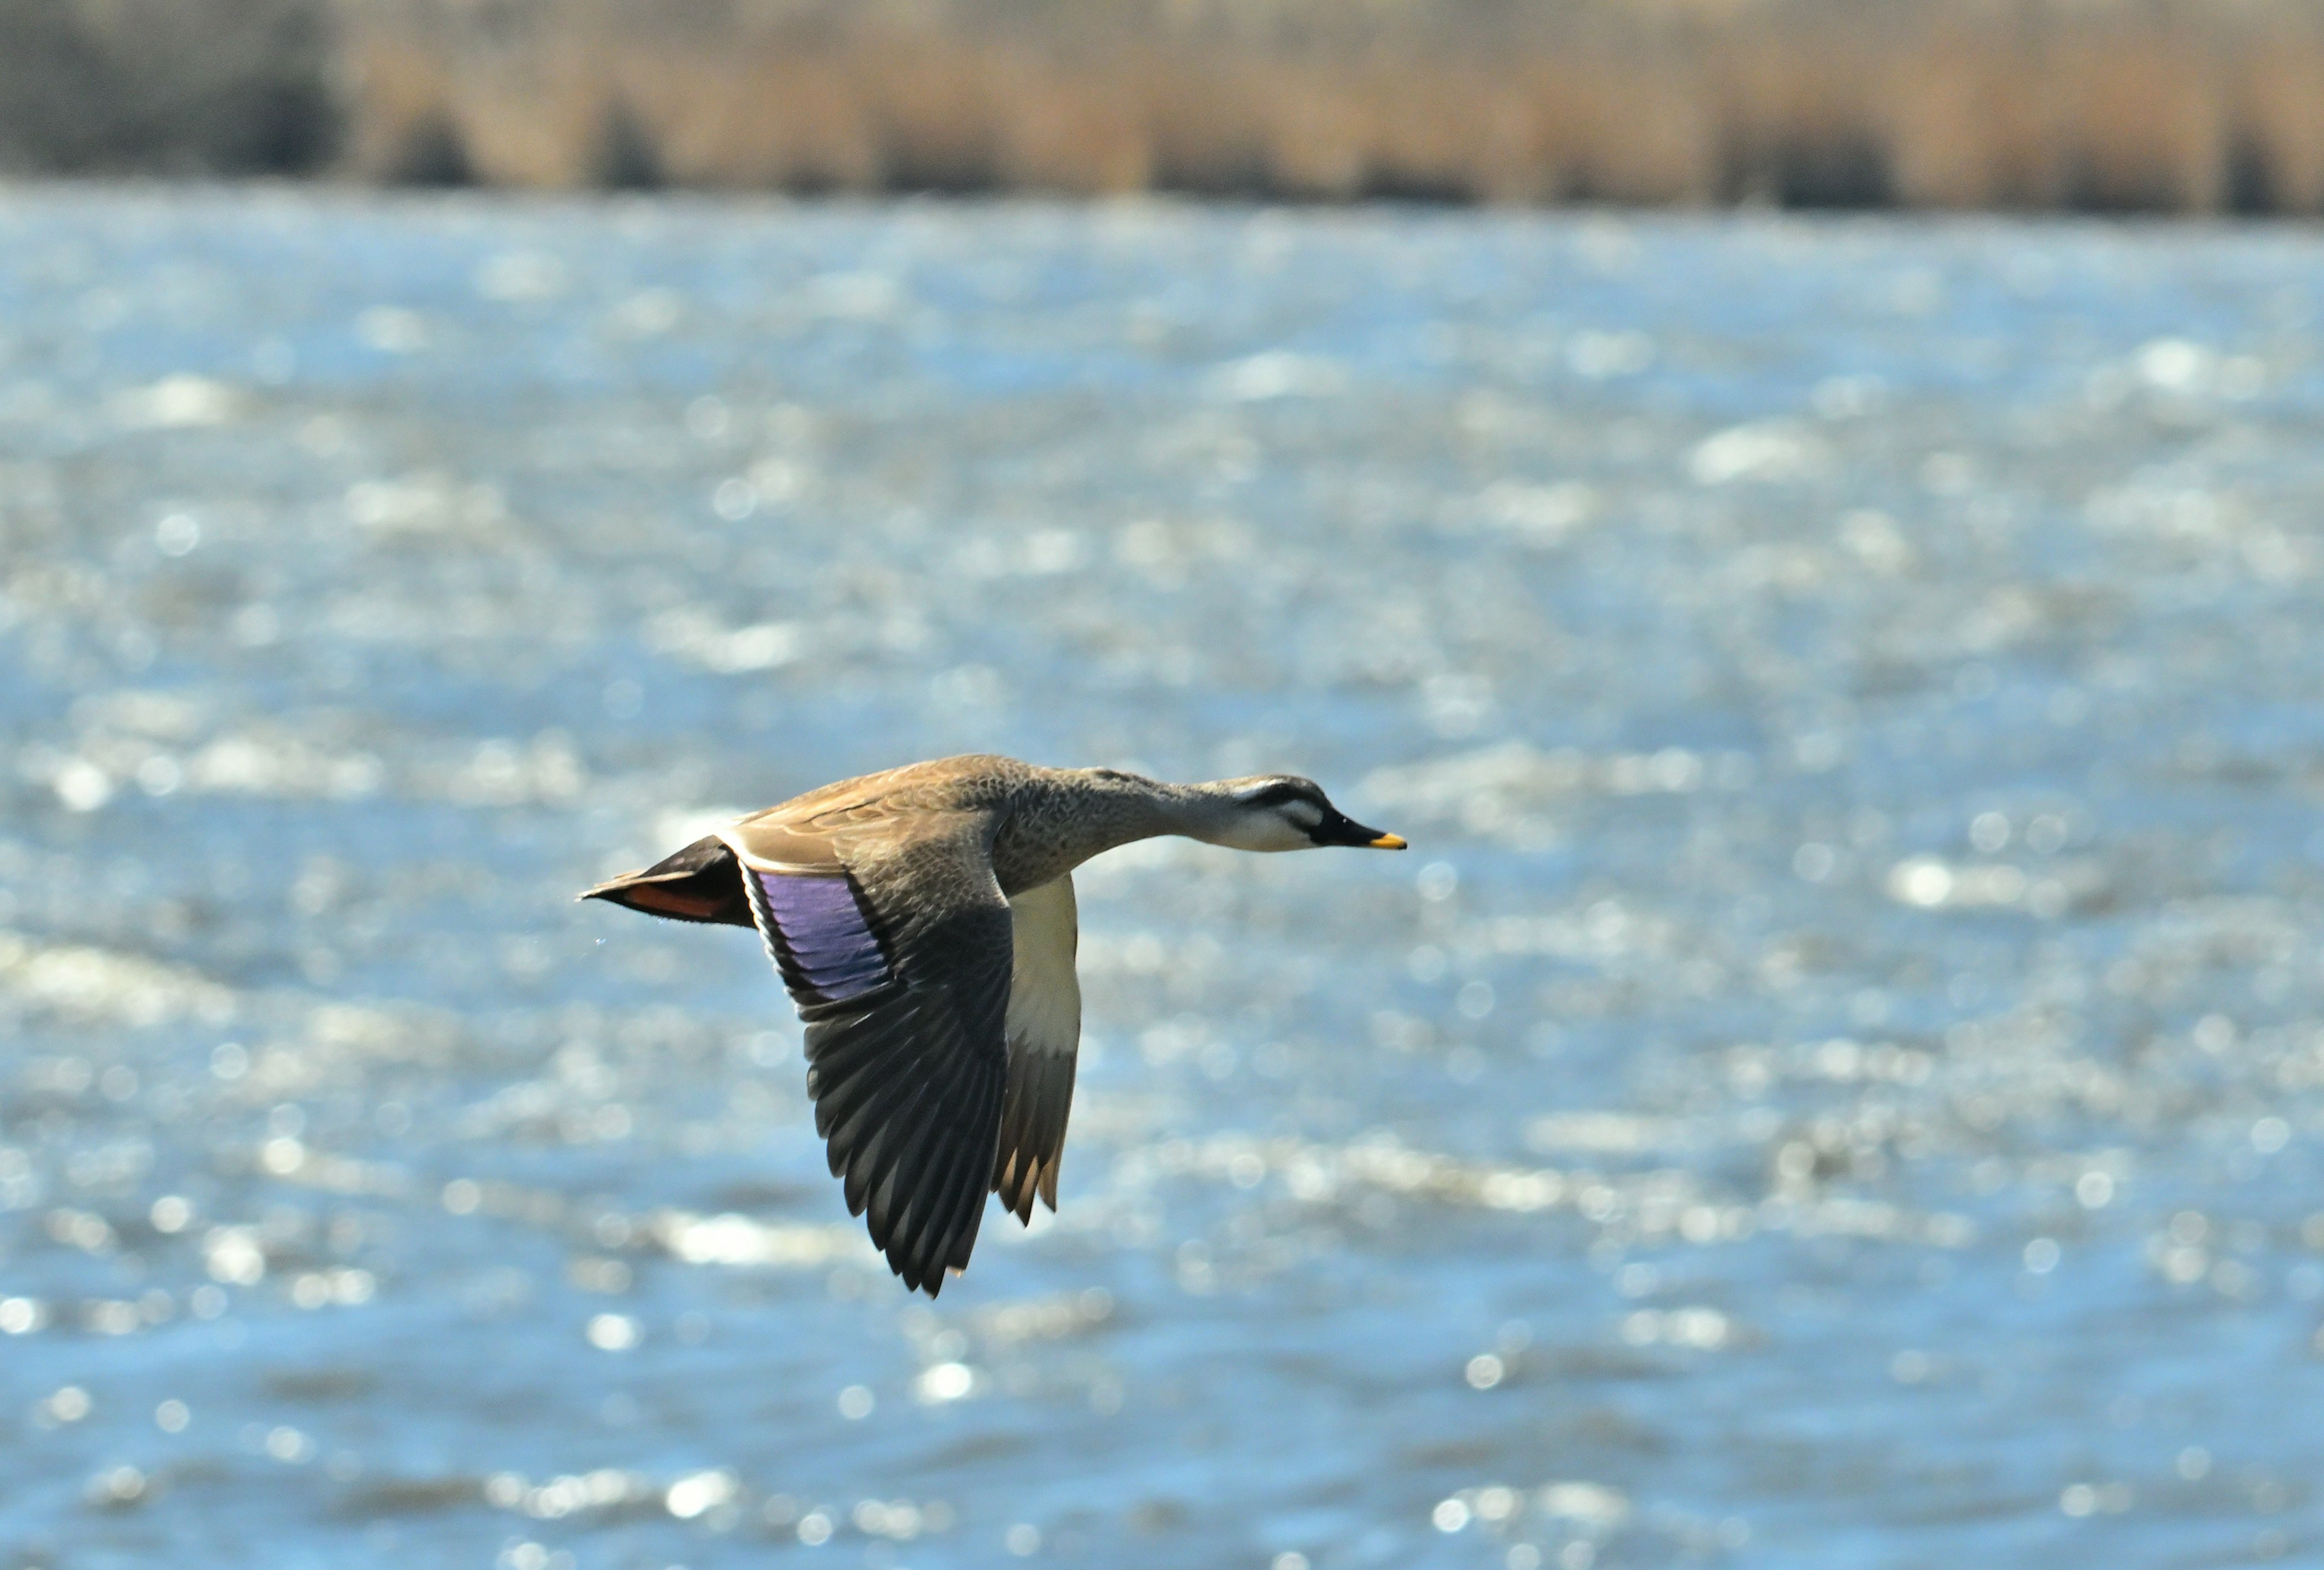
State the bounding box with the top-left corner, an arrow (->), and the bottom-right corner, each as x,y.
1315,815 -> 1407,849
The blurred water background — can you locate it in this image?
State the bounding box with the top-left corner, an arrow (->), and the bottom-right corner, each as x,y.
5,189 -> 2324,1570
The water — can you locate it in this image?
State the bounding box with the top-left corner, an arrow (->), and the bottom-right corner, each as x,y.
4,188 -> 2323,1570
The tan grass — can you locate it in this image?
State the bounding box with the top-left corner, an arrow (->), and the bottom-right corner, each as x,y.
319,0 -> 2324,211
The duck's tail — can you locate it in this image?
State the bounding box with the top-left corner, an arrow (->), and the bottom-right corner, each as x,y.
577,835 -> 753,927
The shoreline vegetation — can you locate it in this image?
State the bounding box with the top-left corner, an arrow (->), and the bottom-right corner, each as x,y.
6,0 -> 2324,212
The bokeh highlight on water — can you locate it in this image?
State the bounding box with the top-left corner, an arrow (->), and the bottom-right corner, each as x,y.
4,188 -> 2323,1569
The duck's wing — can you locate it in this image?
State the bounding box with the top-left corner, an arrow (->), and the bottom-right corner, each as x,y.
994,875 -> 1080,1224
724,813 -> 1012,1296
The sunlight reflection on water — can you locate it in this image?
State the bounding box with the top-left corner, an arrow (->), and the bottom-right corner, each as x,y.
4,190 -> 2324,1567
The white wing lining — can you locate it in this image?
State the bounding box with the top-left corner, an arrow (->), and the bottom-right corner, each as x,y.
994,874 -> 1082,1219
1005,875 -> 1080,1057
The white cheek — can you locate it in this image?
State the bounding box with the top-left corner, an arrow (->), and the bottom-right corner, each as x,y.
1261,816 -> 1318,852
1264,817 -> 1320,855
1219,817 -> 1314,853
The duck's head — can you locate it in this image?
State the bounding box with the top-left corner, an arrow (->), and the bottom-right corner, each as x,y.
1206,774 -> 1407,853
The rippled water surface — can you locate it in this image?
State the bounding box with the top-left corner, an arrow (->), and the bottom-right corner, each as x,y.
7,189 -> 2324,1569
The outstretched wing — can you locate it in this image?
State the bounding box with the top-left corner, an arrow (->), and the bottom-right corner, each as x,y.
994,875 -> 1082,1223
727,815 -> 1012,1296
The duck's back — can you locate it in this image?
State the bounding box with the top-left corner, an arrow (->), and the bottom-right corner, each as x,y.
740,754 -> 1034,842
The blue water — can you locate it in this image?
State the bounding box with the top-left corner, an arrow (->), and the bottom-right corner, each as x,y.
5,188 -> 2324,1569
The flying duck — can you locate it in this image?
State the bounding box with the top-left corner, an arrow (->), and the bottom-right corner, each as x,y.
580,754 -> 1405,1295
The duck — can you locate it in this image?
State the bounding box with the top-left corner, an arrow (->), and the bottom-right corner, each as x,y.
579,754 -> 1405,1296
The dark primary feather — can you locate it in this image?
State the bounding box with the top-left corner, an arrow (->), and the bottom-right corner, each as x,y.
806,979 -> 1006,1292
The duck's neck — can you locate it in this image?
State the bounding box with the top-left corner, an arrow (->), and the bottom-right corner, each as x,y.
1070,772 -> 1250,853
993,770 -> 1241,893
1148,781 -> 1249,846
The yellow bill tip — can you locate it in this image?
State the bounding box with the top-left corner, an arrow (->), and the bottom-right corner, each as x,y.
1368,833 -> 1408,850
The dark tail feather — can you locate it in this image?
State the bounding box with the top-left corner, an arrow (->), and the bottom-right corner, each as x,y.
577,835 -> 753,927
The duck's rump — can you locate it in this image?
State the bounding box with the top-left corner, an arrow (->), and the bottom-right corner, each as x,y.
578,835 -> 753,927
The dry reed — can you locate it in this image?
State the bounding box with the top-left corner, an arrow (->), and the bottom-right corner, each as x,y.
10,0 -> 2324,210
332,0 -> 2324,211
